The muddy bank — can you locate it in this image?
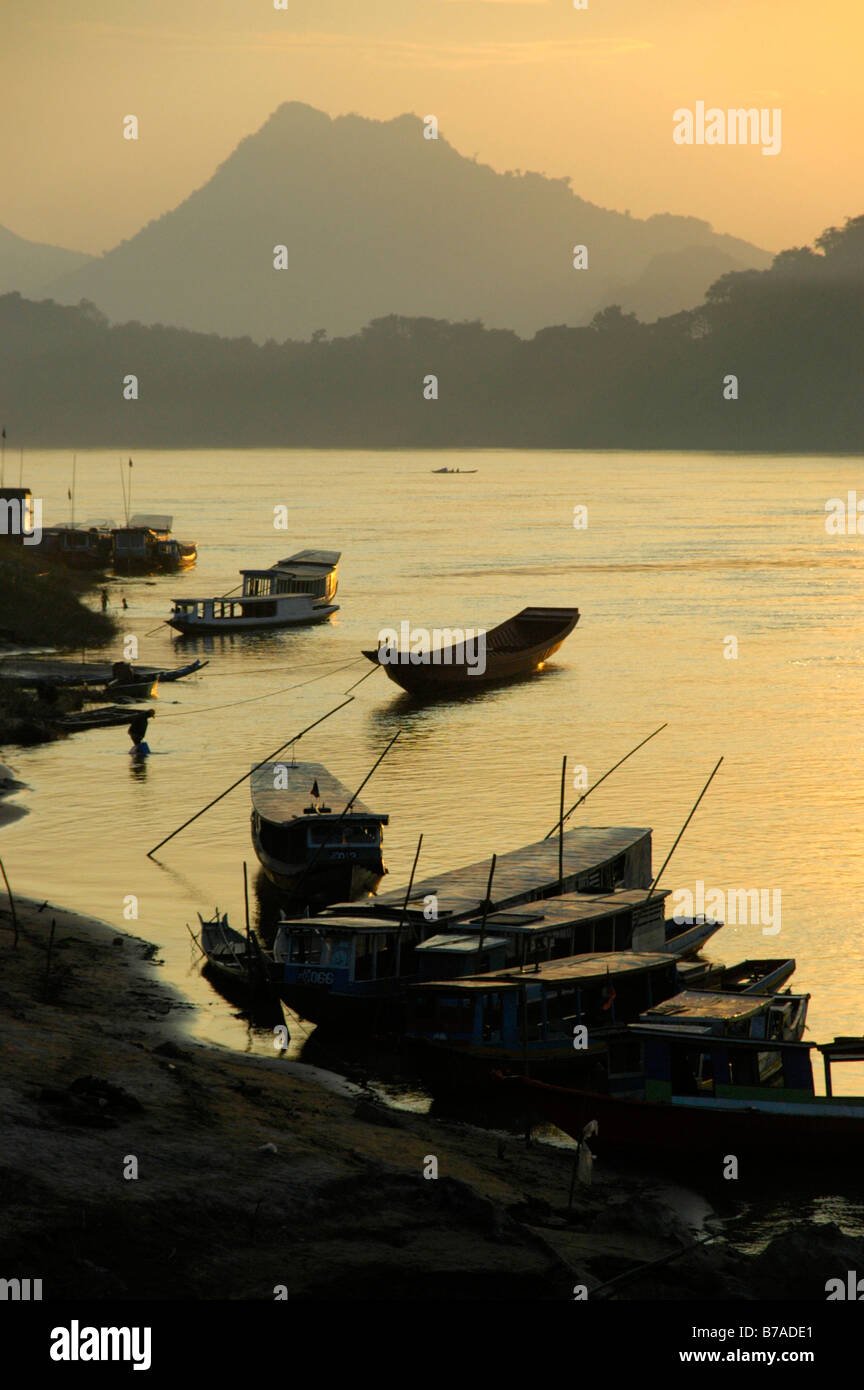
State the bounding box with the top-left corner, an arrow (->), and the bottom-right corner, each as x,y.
0,548 -> 117,745
0,896 -> 853,1301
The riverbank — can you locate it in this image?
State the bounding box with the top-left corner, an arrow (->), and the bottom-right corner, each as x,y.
2,894 -> 860,1300
0,547 -> 116,744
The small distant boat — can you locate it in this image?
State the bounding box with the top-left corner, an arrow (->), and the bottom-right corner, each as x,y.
432,468 -> 477,474
250,760 -> 388,902
42,520 -> 116,570
169,551 -> 339,633
103,658 -> 208,699
112,514 -> 197,574
55,704 -> 152,731
363,606 -> 580,695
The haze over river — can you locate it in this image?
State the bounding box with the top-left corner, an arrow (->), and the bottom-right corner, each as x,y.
8,448 -> 864,1131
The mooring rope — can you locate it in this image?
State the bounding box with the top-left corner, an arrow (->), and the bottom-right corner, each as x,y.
154,656 -> 367,717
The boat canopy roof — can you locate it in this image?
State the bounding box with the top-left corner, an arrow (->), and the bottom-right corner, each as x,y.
414,950 -> 674,993
341,826 -> 652,923
641,989 -> 804,1025
460,887 -> 672,935
417,933 -> 509,955
277,915 -> 399,935
250,760 -> 386,823
128,513 -> 172,531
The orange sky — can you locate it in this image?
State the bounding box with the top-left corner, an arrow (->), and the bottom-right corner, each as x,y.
2,0 -> 862,256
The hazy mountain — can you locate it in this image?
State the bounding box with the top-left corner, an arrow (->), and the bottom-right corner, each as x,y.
4,214 -> 862,452
46,103 -> 771,342
0,224 -> 93,296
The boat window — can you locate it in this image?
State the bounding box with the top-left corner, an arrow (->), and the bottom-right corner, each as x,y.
729,1050 -> 760,1086
307,821 -> 380,847
670,1048 -> 709,1096
481,993 -> 504,1041
375,934 -> 397,978
241,601 -> 276,618
355,934 -> 374,981
436,997 -> 475,1037
288,930 -> 322,965
324,936 -> 352,970
749,1014 -> 767,1040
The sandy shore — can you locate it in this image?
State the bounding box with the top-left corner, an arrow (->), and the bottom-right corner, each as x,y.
1,895 -> 860,1301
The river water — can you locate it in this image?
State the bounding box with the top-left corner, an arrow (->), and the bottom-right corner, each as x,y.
7,448 -> 864,1128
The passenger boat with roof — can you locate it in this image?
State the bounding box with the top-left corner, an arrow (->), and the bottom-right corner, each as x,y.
250,759 -> 388,902
169,550 -> 339,633
270,825 -> 726,1025
404,958 -> 800,1080
112,514 -> 197,573
497,1016 -> 864,1165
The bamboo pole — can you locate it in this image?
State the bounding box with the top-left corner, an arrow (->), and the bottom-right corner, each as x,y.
477,853 -> 497,956
146,696 -> 355,857
558,755 -> 567,891
0,855 -> 18,947
543,723 -> 668,839
647,757 -> 724,899
396,834 -> 424,934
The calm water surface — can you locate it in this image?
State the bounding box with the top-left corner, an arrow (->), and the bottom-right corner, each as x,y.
7,449 -> 864,1133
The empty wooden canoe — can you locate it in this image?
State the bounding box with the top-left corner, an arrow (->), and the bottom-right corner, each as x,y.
363,606 -> 580,694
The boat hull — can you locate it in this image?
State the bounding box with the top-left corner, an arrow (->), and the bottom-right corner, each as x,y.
169,604 -> 338,634
251,823 -> 384,903
500,1074 -> 864,1161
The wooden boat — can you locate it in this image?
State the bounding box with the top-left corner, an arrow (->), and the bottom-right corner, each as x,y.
431,468 -> 477,474
41,520 -> 115,569
112,514 -> 197,573
169,550 -> 339,633
499,1028 -> 864,1164
362,606 -> 579,694
402,956 -> 792,1082
271,828 -> 720,1029
405,951 -> 682,1072
198,911 -> 271,989
55,704 -> 152,731
332,825 -> 654,925
677,957 -> 796,995
250,760 -> 388,903
102,658 -> 208,699
196,913 -> 283,1025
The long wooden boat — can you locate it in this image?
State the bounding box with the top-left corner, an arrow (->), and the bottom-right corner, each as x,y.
55,704 -> 153,731
41,520 -> 115,570
678,956 -> 796,995
0,657 -> 207,692
499,1029 -> 864,1164
405,956 -> 799,1078
362,606 -> 579,694
250,760 -> 388,904
169,551 -> 339,633
112,514 -> 197,573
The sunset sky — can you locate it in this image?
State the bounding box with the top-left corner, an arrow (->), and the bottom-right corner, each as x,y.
3,0 -> 861,257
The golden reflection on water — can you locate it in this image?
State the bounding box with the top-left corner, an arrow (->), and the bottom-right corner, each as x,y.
6,448 -> 864,1100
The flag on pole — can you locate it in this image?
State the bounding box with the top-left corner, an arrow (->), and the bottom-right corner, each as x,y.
311,779 -> 320,799
601,970 -> 616,1011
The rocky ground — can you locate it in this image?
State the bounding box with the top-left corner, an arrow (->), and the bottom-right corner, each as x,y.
0,896 -> 861,1301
